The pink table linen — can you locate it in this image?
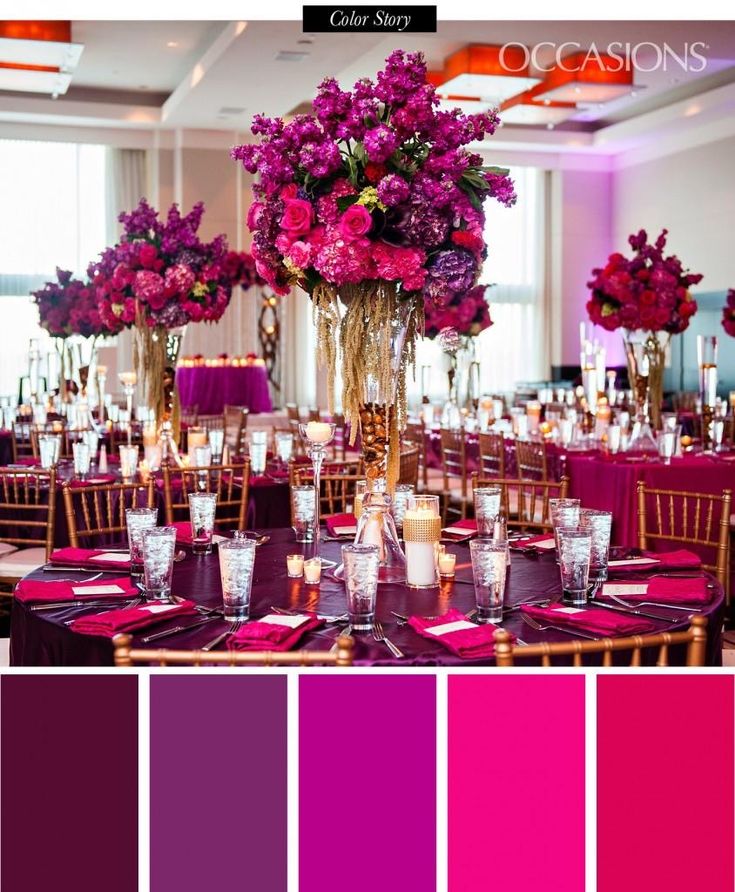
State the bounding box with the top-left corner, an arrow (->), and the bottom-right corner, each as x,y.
176,364 -> 272,415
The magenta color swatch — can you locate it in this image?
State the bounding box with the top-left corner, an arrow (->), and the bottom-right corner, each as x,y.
1,675 -> 138,892
299,676 -> 436,892
449,676 -> 585,891
598,675 -> 734,892
150,676 -> 287,892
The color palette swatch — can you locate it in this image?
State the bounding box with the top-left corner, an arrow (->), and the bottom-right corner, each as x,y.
299,675 -> 436,892
1,675 -> 138,892
150,675 -> 287,892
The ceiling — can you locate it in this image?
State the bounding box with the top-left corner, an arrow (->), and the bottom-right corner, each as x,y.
1,19 -> 734,150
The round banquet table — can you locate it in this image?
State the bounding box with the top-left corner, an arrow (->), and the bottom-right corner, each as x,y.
9,527 -> 724,667
175,365 -> 272,415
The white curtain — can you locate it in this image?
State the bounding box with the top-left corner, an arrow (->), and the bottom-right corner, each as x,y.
282,288 -> 318,407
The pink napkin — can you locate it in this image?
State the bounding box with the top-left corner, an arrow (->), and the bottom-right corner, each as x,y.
15,576 -> 138,604
50,547 -> 131,570
510,533 -> 556,551
441,519 -> 477,540
70,599 -> 197,637
408,608 -> 513,659
608,549 -> 702,573
521,604 -> 656,636
325,513 -> 357,537
68,474 -> 117,487
172,520 -> 223,546
600,576 -> 711,606
228,612 -> 324,652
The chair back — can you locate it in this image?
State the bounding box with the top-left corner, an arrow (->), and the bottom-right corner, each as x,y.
113,633 -> 354,666
473,475 -> 570,532
439,428 -> 467,491
14,421 -> 71,461
162,462 -> 251,529
291,461 -> 362,516
285,403 -> 301,423
180,405 -> 199,427
478,431 -> 506,478
636,481 -> 731,596
403,420 -> 428,489
62,480 -> 156,548
494,615 -> 707,667
514,437 -> 548,481
0,468 -> 57,559
223,405 -> 249,453
398,444 -> 420,487
331,412 -> 348,461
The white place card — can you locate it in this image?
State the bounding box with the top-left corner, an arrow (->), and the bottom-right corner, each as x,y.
90,552 -> 130,563
608,558 -> 659,568
141,604 -> 180,614
533,538 -> 556,550
554,607 -> 586,614
333,525 -> 357,537
425,620 -> 478,636
602,584 -> 649,597
261,614 -> 309,629
443,526 -> 475,537
71,584 -> 126,596
212,534 -> 229,545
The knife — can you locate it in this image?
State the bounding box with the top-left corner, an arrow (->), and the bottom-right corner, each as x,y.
43,566 -> 127,574
592,600 -> 681,623
140,615 -> 220,643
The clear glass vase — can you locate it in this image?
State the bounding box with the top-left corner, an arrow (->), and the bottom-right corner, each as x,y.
353,489 -> 406,584
623,329 -> 668,453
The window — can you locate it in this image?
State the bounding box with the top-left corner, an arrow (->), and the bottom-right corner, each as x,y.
0,140 -> 107,396
412,166 -> 547,402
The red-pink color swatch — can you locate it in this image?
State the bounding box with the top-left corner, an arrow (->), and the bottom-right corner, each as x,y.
449,676 -> 585,891
598,675 -> 734,892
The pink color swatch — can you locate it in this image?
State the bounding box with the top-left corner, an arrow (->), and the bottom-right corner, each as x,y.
598,675 -> 734,892
449,676 -> 585,891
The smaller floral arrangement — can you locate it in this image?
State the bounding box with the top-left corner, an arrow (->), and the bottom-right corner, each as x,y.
32,268 -> 122,338
424,284 -> 493,340
722,289 -> 735,337
586,229 -> 702,334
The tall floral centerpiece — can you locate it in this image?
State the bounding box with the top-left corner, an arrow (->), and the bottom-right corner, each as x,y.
89,200 -> 253,426
232,50 -> 514,491
587,229 -> 702,450
722,290 -> 735,337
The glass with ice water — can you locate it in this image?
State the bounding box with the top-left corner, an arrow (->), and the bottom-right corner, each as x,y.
292,485 -> 315,542
473,486 -> 502,537
38,434 -> 61,469
188,492 -> 217,555
126,507 -> 158,577
341,543 -> 380,631
142,526 -> 177,600
469,539 -> 509,624
218,538 -> 256,621
558,529 -> 592,606
72,441 -> 91,480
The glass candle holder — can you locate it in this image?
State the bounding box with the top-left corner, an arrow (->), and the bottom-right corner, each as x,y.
403,494 -> 441,588
126,507 -> 158,578
188,492 -> 217,555
298,421 -> 336,552
292,485 -> 316,543
304,557 -> 322,585
218,538 -> 256,621
287,553 -> 305,578
390,483 -> 414,530
438,550 -> 457,578
141,526 -> 177,600
119,445 -> 139,482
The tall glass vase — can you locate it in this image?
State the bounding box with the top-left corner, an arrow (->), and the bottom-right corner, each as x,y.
623,329 -> 668,452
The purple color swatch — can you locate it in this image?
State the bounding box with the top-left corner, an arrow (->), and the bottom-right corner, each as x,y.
1,675 -> 138,892
150,676 -> 287,892
299,676 -> 436,892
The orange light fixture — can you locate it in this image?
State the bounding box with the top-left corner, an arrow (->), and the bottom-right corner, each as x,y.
433,44 -> 540,103
0,20 -> 83,96
531,51 -> 636,104
500,91 -> 577,126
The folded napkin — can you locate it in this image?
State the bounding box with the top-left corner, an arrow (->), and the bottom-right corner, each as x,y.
521,604 -> 656,637
510,533 -> 556,551
68,474 -> 118,487
50,547 -> 131,570
608,549 -> 702,573
228,612 -> 324,652
408,608 -> 513,660
172,520 -> 227,546
441,519 -> 477,540
70,599 -> 197,637
600,576 -> 710,606
325,513 -> 357,537
15,576 -> 138,604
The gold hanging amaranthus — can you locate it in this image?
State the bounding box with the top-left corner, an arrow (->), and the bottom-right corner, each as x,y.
132,304 -> 168,424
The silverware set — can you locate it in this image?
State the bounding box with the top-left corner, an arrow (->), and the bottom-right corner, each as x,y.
201,621 -> 243,652
519,612 -> 599,640
372,621 -> 403,658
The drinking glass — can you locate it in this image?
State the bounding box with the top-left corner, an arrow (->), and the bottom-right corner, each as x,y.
119,445 -> 139,481
83,429 -> 100,461
249,440 -> 267,475
390,483 -> 414,530
38,434 -> 61,469
275,432 -> 294,464
473,486 -> 502,536
607,424 -> 622,454
208,428 -> 224,462
193,445 -> 212,468
188,492 -> 217,555
579,508 -> 612,584
469,539 -> 509,624
341,543 -> 380,631
550,498 -> 581,553
292,485 -> 315,542
657,429 -> 677,465
559,419 -> 574,447
72,441 -> 91,480
142,526 -> 177,600
126,507 -> 158,577
713,419 -> 725,451
558,529 -> 592,606
218,538 -> 256,621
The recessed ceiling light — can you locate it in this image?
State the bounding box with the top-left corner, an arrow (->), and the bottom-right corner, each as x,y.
166,41 -> 179,48
275,50 -> 310,62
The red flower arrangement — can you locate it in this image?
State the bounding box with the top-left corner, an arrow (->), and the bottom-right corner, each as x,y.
722,289 -> 735,337
586,229 -> 702,334
423,284 -> 493,340
32,268 -> 123,338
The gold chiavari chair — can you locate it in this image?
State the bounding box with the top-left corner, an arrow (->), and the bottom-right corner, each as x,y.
113,633 -> 354,666
473,475 -> 570,533
291,462 -> 362,516
180,404 -> 199,427
403,419 -> 430,492
162,461 -> 252,529
439,427 -> 469,523
285,403 -> 301,423
478,431 -> 506,479
636,481 -> 731,600
197,414 -> 224,433
63,480 -> 156,548
12,420 -> 70,461
514,437 -> 548,481
0,468 -> 57,583
307,408 -> 321,422
398,444 -> 420,487
29,423 -> 73,460
223,405 -> 249,454
493,615 -> 707,667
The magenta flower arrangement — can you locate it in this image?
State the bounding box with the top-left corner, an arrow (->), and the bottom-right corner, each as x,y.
586,229 -> 702,334
424,284 -> 493,341
89,199 -> 254,331
32,268 -> 122,339
722,290 -> 735,337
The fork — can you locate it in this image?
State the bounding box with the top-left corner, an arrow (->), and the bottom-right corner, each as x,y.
329,624 -> 351,654
605,592 -> 700,613
373,621 -> 404,658
520,612 -> 598,640
201,621 -> 242,652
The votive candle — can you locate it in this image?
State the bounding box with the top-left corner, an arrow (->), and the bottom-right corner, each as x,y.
438,551 -> 456,578
287,554 -> 305,578
304,421 -> 332,443
304,557 -> 322,584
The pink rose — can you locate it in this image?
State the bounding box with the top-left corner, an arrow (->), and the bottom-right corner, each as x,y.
246,201 -> 265,231
275,232 -> 294,254
138,243 -> 159,268
287,240 -> 311,269
338,205 -> 373,242
279,184 -> 298,200
280,198 -> 313,236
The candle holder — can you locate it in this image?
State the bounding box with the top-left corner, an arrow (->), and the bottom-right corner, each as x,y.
298,421 -> 336,553
352,488 -> 406,584
697,335 -> 718,453
96,365 -> 107,425
118,371 -> 137,447
403,494 -> 441,588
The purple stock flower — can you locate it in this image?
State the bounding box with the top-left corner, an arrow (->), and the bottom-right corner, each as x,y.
376,174 -> 410,207
363,124 -> 399,162
423,249 -> 477,304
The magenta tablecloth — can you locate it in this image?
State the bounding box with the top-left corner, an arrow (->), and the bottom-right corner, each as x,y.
176,365 -> 272,415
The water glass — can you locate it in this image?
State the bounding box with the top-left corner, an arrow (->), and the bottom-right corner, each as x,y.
473,486 -> 502,536
193,445 -> 212,468
142,526 -> 177,600
292,485 -> 315,542
250,440 -> 267,475
126,507 -> 158,577
579,509 -> 612,584
218,538 -> 256,621
550,498 -> 581,553
72,441 -> 91,480
558,529 -> 592,606
657,429 -> 677,464
390,483 -> 414,529
119,445 -> 139,481
208,428 -> 224,462
713,419 -> 725,451
188,492 -> 217,555
607,424 -> 622,454
275,432 -> 294,464
341,543 -> 380,631
83,429 -> 100,460
469,539 -> 509,624
38,434 -> 61,469
559,419 -> 574,448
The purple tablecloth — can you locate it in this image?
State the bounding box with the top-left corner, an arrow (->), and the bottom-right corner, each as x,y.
176,365 -> 272,415
10,527 -> 724,666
